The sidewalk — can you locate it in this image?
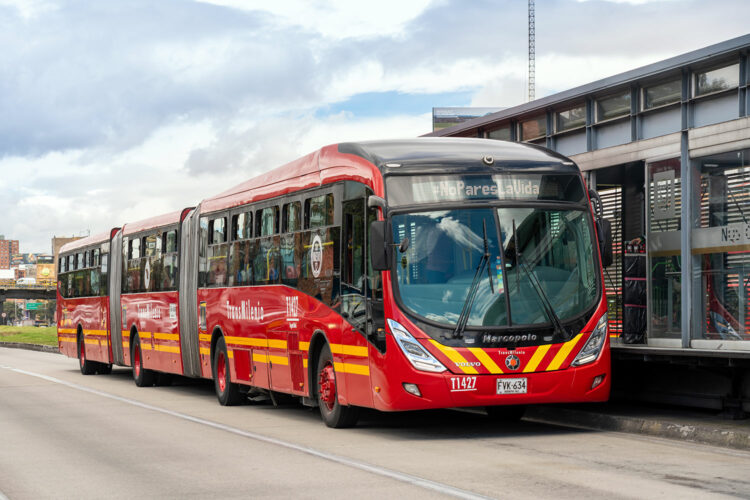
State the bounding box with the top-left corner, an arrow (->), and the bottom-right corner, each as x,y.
526,402 -> 750,451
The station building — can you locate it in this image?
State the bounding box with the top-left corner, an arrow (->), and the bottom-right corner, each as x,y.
429,34 -> 750,412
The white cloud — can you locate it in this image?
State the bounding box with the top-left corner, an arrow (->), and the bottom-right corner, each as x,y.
196,0 -> 434,39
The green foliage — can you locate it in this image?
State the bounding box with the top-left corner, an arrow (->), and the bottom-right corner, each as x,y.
0,326 -> 58,346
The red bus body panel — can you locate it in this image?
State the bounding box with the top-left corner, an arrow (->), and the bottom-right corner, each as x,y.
121,291 -> 182,374
57,295 -> 111,364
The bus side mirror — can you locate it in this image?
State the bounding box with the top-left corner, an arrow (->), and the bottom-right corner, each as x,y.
596,218 -> 613,268
370,220 -> 389,271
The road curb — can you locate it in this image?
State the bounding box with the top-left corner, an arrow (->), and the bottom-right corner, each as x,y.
0,342 -> 60,354
526,406 -> 750,451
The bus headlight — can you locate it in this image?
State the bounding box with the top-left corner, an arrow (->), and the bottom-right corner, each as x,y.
387,319 -> 447,373
571,313 -> 608,367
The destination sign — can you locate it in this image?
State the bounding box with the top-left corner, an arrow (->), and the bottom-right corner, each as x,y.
386,173 -> 586,206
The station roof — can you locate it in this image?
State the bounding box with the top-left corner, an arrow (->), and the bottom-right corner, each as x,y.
426,33 -> 750,138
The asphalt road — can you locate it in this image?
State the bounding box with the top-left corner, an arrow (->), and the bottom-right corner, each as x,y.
2,348 -> 750,499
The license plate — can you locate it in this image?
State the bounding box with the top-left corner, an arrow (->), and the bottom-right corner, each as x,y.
496,378 -> 527,395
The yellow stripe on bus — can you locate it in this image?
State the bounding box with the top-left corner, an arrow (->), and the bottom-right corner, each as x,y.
123,341 -> 130,349
268,339 -> 287,350
58,328 -> 76,334
59,338 -> 76,343
83,339 -> 99,346
333,362 -> 369,376
330,344 -> 368,358
546,333 -> 584,372
468,348 -> 503,374
154,345 -> 181,354
199,334 -> 211,342
84,330 -> 108,337
141,343 -> 153,350
152,332 -> 179,341
200,347 -> 210,355
226,336 -> 266,348
524,344 -> 551,373
122,330 -> 130,337
299,341 -> 310,351
251,352 -> 289,366
139,332 -> 152,339
428,340 -> 479,375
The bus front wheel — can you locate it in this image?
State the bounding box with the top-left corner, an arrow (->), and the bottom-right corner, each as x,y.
316,343 -> 359,428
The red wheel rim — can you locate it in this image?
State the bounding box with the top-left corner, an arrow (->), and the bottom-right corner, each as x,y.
134,343 -> 141,378
318,362 -> 336,411
217,351 -> 227,393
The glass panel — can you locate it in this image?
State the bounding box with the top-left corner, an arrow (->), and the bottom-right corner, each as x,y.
284,202 -> 301,232
259,207 -> 276,236
143,234 -> 158,258
130,239 -> 140,260
211,217 -> 226,244
487,126 -> 511,141
556,105 -> 586,132
520,115 -> 546,141
693,148 -> 750,340
307,194 -> 334,228
647,158 -> 682,339
391,207 -> 597,330
695,63 -> 739,97
165,230 -> 177,253
596,92 -> 630,122
643,79 -> 681,109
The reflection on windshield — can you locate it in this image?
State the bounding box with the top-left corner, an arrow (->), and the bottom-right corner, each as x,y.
391,208 -> 597,329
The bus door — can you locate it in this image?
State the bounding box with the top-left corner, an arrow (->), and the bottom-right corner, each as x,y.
341,197 -> 377,407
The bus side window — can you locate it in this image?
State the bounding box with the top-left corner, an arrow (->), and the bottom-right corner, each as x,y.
208,216 -> 228,287
199,217 -> 209,287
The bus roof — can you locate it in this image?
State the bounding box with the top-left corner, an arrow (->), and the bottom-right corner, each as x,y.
338,138 -> 577,173
122,210 -> 184,236
199,138 -> 576,214
60,231 -> 112,254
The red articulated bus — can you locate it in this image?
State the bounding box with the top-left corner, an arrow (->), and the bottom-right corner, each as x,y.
58,138 -> 611,427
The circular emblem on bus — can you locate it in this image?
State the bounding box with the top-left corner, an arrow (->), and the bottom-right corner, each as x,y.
505,354 -> 521,371
310,234 -> 323,278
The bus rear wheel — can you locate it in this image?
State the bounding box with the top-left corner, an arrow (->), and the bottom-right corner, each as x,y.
316,343 -> 359,428
213,336 -> 241,406
78,334 -> 96,375
132,334 -> 155,387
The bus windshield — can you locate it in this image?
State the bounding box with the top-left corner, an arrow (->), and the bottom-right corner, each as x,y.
391,207 -> 598,330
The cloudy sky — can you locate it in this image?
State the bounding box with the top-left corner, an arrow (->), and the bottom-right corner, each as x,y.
2,0 -> 749,253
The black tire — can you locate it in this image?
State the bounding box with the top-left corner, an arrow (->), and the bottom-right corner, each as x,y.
316,343 -> 359,428
132,334 -> 155,387
486,405 -> 526,422
78,334 -> 96,375
96,363 -> 113,375
212,336 -> 242,406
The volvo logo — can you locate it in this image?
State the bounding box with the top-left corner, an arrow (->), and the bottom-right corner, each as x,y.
505,354 -> 521,371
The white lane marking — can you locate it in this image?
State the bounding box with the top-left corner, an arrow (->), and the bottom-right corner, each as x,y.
0,364 -> 492,500
0,490 -> 9,500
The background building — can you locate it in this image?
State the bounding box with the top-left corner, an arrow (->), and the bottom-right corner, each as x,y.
430,34 -> 750,412
0,236 -> 20,270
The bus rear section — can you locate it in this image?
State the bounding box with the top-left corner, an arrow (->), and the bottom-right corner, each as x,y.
57,232 -> 114,375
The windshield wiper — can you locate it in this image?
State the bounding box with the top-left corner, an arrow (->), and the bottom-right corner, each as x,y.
453,220 -> 492,339
512,219 -> 567,339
